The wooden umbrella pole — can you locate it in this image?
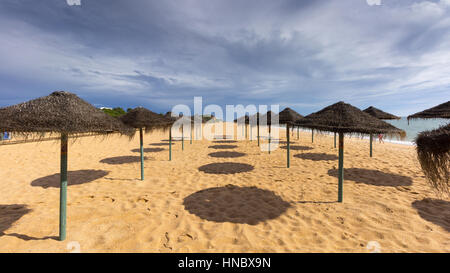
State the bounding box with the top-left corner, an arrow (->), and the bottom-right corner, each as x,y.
182,126 -> 184,151
190,124 -> 193,144
334,132 -> 336,148
257,124 -> 260,146
140,128 -> 144,180
287,124 -> 290,168
297,126 -> 299,140
370,134 -> 373,157
245,123 -> 247,140
268,125 -> 271,154
59,133 -> 68,241
312,129 -> 314,143
338,132 -> 344,203
169,129 -> 172,161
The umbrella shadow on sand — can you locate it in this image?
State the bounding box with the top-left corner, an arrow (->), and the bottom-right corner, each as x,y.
131,148 -> 164,153
280,145 -> 313,151
0,204 -> 57,241
208,152 -> 247,158
412,198 -> 450,232
183,185 -> 291,225
327,168 -> 413,187
31,169 -> 109,188
100,156 -> 149,165
213,140 -> 238,144
150,142 -> 176,146
295,153 -> 338,161
198,162 -> 254,174
208,145 -> 238,149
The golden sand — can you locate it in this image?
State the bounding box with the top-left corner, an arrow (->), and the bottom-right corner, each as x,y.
0,124 -> 449,252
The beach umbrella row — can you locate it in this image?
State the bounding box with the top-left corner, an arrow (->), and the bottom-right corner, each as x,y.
295,101 -> 406,202
0,91 -> 135,241
120,107 -> 174,180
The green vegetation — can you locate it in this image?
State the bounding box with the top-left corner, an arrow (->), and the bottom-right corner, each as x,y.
101,107 -> 126,117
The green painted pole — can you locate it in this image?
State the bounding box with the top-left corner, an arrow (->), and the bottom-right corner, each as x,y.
334,132 -> 336,148
257,124 -> 260,147
287,124 -> 290,168
245,124 -> 247,140
338,132 -> 344,203
169,129 -> 172,161
139,128 -> 144,180
59,133 -> 68,241
370,134 -> 373,157
182,126 -> 184,151
312,129 -> 314,143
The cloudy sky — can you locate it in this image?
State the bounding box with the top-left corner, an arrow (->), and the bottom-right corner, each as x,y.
0,0 -> 449,116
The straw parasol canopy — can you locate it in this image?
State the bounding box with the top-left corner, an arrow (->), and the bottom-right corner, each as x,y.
0,91 -> 135,241
295,101 -> 406,137
278,107 -> 304,125
120,107 -> 173,131
415,123 -> 450,196
0,91 -> 134,137
363,106 -> 400,120
407,101 -> 450,121
295,101 -> 405,202
278,108 -> 304,168
234,115 -> 250,124
120,107 -> 174,181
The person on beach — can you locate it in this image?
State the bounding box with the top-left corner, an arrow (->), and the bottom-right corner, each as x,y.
378,133 -> 384,143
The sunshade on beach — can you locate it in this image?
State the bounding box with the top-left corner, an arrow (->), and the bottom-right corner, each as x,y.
415,124 -> 450,197
407,101 -> 450,122
363,106 -> 400,157
295,101 -> 405,202
278,107 -> 304,168
0,91 -> 134,241
120,107 -> 173,180
363,106 -> 401,120
408,101 -> 450,196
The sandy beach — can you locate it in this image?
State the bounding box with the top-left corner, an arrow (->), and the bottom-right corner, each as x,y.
0,124 -> 449,253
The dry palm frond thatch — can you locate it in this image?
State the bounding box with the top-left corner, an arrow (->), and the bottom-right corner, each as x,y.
0,91 -> 135,138
363,106 -> 400,120
407,101 -> 450,121
295,101 -> 406,138
278,107 -> 304,125
415,123 -> 450,197
120,107 -> 173,132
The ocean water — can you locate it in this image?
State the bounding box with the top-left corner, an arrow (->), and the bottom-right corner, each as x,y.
269,117 -> 448,146
385,117 -> 448,143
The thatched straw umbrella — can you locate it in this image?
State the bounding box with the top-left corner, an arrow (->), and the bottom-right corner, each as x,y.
363,106 -> 401,120
363,106 -> 401,157
278,108 -> 304,168
415,124 -> 450,196
295,101 -> 405,202
234,115 -> 250,140
120,107 -> 173,180
258,111 -> 277,154
407,101 -> 450,123
407,101 -> 450,195
0,91 -> 135,241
